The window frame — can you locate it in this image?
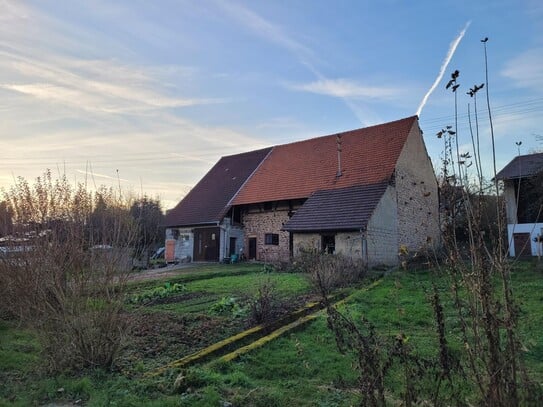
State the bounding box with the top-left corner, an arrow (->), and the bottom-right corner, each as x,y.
264,233 -> 279,245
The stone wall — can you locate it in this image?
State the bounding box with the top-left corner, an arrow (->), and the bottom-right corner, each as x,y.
243,209 -> 291,262
395,124 -> 441,254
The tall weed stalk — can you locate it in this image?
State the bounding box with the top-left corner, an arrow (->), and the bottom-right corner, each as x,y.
0,170 -> 137,371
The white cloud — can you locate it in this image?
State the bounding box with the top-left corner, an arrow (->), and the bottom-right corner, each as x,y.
502,48 -> 543,89
214,0 -> 313,61
0,50 -> 224,115
215,1 -> 382,124
288,78 -> 401,100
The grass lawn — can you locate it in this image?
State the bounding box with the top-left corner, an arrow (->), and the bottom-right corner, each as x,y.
1,261 -> 542,406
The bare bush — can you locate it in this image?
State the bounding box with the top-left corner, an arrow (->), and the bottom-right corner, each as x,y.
301,251 -> 367,296
249,277 -> 277,324
431,60 -> 541,405
0,170 -> 136,371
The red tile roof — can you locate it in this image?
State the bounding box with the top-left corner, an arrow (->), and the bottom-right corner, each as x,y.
232,116 -> 418,205
164,147 -> 272,227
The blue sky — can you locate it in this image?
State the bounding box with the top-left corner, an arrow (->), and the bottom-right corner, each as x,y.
1,0 -> 542,208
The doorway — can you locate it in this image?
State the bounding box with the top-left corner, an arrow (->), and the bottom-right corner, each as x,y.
248,237 -> 257,260
513,233 -> 531,257
229,237 -> 237,256
322,234 -> 336,254
193,227 -> 220,261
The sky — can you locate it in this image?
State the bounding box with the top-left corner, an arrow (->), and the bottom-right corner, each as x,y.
1,0 -> 542,209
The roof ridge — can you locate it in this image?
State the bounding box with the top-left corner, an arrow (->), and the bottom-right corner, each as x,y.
271,115 -> 418,150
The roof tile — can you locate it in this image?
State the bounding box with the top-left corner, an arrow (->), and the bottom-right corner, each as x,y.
164,147 -> 272,227
232,116 -> 417,204
283,182 -> 389,232
495,152 -> 543,180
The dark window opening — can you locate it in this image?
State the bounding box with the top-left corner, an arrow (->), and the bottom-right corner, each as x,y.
263,201 -> 273,211
265,233 -> 279,245
322,234 -> 335,254
514,177 -> 543,223
229,237 -> 237,256
232,206 -> 242,224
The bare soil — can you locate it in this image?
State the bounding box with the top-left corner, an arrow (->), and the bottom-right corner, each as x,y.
127,264 -> 201,282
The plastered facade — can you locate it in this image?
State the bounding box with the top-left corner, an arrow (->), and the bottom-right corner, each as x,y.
291,187 -> 399,266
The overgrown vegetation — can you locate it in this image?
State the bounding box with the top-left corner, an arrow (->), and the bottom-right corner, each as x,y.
1,262 -> 542,405
431,39 -> 540,405
0,171 -> 136,372
305,37 -> 543,407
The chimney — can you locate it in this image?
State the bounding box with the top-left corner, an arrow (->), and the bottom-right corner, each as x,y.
336,134 -> 343,177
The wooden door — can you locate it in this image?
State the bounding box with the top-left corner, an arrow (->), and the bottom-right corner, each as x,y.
248,237 -> 257,260
193,227 -> 220,261
513,233 -> 531,257
165,239 -> 176,262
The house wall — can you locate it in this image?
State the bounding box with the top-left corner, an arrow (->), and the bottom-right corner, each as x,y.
292,232 -> 364,258
242,205 -> 291,262
220,217 -> 244,260
166,222 -> 246,263
503,180 -> 518,224
507,223 -> 543,257
336,233 -> 363,258
292,233 -> 320,256
291,188 -> 398,266
365,185 -> 399,266
165,227 -> 194,261
395,123 -> 441,254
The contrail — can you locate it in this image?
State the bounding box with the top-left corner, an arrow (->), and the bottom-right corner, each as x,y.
416,21 -> 471,116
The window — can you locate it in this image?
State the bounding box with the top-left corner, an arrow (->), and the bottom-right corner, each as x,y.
265,233 -> 279,245
322,234 -> 335,254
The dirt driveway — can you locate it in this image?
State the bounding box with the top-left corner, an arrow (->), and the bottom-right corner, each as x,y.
128,263 -> 208,282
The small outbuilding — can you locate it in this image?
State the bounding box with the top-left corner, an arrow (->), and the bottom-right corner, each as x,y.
496,152 -> 543,257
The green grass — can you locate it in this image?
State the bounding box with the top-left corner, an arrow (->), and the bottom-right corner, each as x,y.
133,269 -> 311,315
2,261 -> 542,406
172,263 -> 543,406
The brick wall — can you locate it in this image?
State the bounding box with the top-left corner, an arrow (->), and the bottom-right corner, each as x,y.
395,124 -> 441,253
243,209 -> 291,262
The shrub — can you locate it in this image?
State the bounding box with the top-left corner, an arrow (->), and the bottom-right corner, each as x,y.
209,297 -> 246,318
0,171 -> 136,371
302,252 -> 367,296
127,282 -> 186,305
249,277 -> 277,324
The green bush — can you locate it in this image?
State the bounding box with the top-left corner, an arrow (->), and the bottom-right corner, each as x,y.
209,296 -> 246,318
127,282 -> 186,305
